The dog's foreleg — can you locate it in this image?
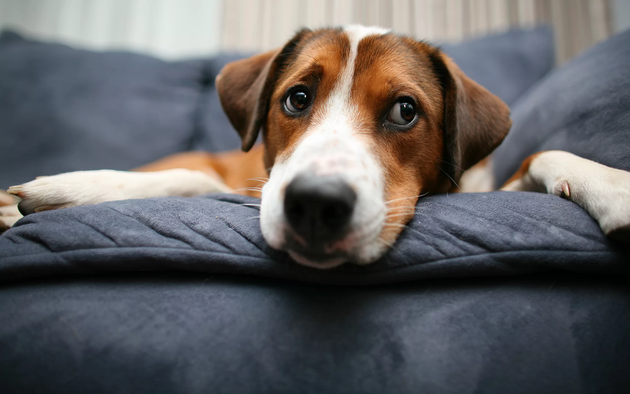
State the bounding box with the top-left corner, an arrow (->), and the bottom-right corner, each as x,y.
7,169 -> 231,216
502,150 -> 630,242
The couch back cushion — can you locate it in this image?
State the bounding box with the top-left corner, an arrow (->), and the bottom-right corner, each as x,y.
0,31 -> 206,189
493,28 -> 630,186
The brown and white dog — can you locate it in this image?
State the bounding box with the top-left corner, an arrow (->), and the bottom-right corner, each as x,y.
2,25 -> 629,268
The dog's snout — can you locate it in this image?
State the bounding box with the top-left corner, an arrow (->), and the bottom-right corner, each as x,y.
284,174 -> 356,242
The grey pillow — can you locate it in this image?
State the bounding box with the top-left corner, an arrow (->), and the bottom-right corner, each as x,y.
0,31 -> 207,189
441,26 -> 554,106
493,27 -> 630,186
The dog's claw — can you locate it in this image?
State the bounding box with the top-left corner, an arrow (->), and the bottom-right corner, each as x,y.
7,185 -> 23,197
560,181 -> 571,199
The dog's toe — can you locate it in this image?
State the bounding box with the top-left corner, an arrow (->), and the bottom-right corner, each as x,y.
6,185 -> 24,198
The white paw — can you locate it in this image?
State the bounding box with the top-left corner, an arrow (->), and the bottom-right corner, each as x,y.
504,151 -> 630,243
8,169 -> 232,216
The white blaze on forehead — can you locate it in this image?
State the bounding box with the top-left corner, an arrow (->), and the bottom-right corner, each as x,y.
319,25 -> 390,127
338,25 -> 390,94
259,25 -> 393,266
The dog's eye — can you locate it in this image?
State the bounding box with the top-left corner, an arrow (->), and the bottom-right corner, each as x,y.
285,89 -> 311,113
388,99 -> 416,125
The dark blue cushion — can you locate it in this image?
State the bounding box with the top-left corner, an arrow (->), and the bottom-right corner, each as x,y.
0,31 -> 207,189
1,272 -> 629,394
493,28 -> 630,186
1,193 -> 627,284
192,54 -> 254,153
441,26 -> 554,106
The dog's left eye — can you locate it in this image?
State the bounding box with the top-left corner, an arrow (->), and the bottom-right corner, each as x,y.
285,88 -> 311,113
388,99 -> 416,125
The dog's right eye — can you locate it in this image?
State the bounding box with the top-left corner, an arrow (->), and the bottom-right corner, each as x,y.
284,88 -> 311,113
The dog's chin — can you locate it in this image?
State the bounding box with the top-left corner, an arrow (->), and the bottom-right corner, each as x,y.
287,250 -> 348,269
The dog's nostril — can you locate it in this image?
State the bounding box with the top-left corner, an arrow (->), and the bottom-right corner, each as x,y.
286,202 -> 305,220
284,174 -> 356,242
321,203 -> 351,227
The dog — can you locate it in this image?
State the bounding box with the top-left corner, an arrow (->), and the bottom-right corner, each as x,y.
2,25 -> 629,268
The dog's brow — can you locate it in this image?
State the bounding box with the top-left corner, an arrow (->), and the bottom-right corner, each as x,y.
285,62 -> 324,84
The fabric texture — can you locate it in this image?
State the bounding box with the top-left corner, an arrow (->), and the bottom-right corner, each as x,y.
2,193 -> 628,284
441,26 -> 554,106
0,31 -> 208,189
1,273 -> 629,394
493,27 -> 630,186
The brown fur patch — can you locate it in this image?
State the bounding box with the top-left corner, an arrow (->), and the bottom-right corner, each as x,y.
134,148 -> 267,197
502,151 -> 545,188
264,29 -> 351,169
349,34 -> 448,244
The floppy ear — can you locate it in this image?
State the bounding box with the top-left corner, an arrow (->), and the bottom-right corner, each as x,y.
432,53 -> 512,183
216,29 -> 311,152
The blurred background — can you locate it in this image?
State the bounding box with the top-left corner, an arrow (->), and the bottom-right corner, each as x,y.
0,0 -> 629,64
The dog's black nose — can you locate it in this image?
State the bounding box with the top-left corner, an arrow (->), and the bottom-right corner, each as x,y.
284,174 -> 356,243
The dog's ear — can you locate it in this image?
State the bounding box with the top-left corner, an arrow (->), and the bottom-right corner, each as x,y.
431,53 -> 512,184
216,29 -> 311,152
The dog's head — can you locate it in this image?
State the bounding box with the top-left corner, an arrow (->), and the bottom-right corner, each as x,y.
217,25 -> 511,269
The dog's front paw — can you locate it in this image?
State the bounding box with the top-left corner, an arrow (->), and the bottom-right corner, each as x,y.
7,171 -> 121,216
503,151 -> 630,243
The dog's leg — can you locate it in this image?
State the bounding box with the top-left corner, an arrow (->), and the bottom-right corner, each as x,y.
502,150 -> 630,241
7,168 -> 231,216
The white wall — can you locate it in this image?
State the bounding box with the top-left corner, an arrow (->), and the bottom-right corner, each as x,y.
612,0 -> 630,32
0,0 -> 223,59
0,0 -> 622,62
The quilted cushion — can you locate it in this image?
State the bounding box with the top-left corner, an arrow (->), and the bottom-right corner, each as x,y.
1,193 -> 628,284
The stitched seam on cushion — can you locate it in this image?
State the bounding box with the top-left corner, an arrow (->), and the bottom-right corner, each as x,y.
414,198 -> 604,246
76,220 -> 120,247
215,216 -> 267,254
176,219 -> 236,254
104,206 -> 197,249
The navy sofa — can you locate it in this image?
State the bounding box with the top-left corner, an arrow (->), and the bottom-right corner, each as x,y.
1,27 -> 629,394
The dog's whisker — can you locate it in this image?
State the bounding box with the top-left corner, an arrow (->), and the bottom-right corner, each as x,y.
384,192 -> 429,205
240,203 -> 262,209
385,211 -> 417,216
439,168 -> 461,191
385,206 -> 418,213
233,187 -> 264,194
441,160 -> 465,172
385,213 -> 415,219
246,177 -> 268,184
382,222 -> 409,229
376,237 -> 395,248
